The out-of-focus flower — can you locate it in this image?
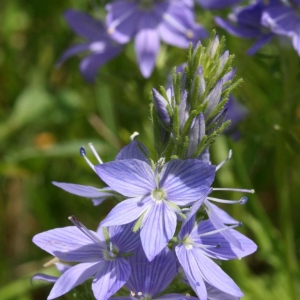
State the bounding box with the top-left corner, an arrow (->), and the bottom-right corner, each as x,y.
106,0 -> 207,77
262,0 -> 300,55
215,1 -> 277,55
33,220 -> 140,300
57,9 -> 122,83
225,96 -> 248,140
195,0 -> 244,10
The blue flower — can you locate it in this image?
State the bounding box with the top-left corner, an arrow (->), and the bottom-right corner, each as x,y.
110,245 -> 198,300
95,153 -> 215,261
175,216 -> 257,299
106,0 -> 206,77
57,9 -> 122,83
195,0 -> 244,10
261,0 -> 300,55
32,219 -> 140,300
215,1 -> 278,55
53,140 -> 149,206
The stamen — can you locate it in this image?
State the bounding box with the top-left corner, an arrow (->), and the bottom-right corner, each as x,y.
207,196 -> 248,205
197,223 -> 240,238
88,143 -> 103,164
79,146 -> 96,172
216,149 -> 232,171
43,257 -> 60,268
130,131 -> 139,141
163,13 -> 193,38
107,7 -> 136,35
68,215 -> 102,245
212,187 -> 255,193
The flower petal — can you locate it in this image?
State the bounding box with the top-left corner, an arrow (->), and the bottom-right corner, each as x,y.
32,227 -> 104,262
141,201 -> 177,261
160,159 -> 215,206
95,159 -> 156,197
101,196 -> 153,227
97,222 -> 140,253
106,1 -> 139,43
80,48 -> 122,83
135,13 -> 160,78
193,220 -> 257,260
205,201 -> 242,249
196,0 -> 243,9
126,245 -> 177,297
157,294 -> 199,300
189,248 -> 243,297
48,261 -> 101,299
31,273 -> 58,283
52,181 -> 112,199
206,283 -> 241,300
64,9 -> 106,41
56,44 -> 90,66
115,140 -> 149,163
92,259 -> 131,300
175,245 -> 207,299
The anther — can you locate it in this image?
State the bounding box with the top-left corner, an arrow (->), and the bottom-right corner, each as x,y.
239,197 -> 248,205
79,146 -> 86,157
207,196 -> 248,205
238,222 -> 243,227
79,146 -> 96,172
130,131 -> 139,141
216,243 -> 221,249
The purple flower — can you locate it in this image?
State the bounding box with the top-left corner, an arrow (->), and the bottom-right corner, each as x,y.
215,1 -> 277,55
175,217 -> 257,299
110,245 -> 196,300
261,0 -> 300,55
106,0 -> 207,77
57,9 -> 122,83
53,140 -> 149,206
32,219 -> 140,300
195,0 -> 244,10
224,96 -> 248,140
95,155 -> 215,261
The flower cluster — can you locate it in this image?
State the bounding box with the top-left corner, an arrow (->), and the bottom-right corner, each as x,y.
215,0 -> 300,55
58,0 -> 300,83
33,34 -> 257,300
59,0 -> 206,82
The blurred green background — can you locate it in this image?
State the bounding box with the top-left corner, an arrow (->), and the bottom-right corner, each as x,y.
0,1 -> 300,299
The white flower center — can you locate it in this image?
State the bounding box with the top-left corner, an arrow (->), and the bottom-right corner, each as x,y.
151,188 -> 165,201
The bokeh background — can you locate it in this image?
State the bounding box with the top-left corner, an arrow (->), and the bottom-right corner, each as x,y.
0,1 -> 300,299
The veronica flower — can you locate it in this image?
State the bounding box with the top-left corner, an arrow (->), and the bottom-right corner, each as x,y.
182,151 -> 254,249
261,0 -> 300,55
224,96 -> 248,140
95,153 -> 215,261
53,139 -> 149,206
215,1 -> 278,55
175,216 -> 257,299
32,219 -> 140,300
106,0 -> 207,77
110,245 -> 197,300
57,9 -> 122,83
195,0 -> 244,10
